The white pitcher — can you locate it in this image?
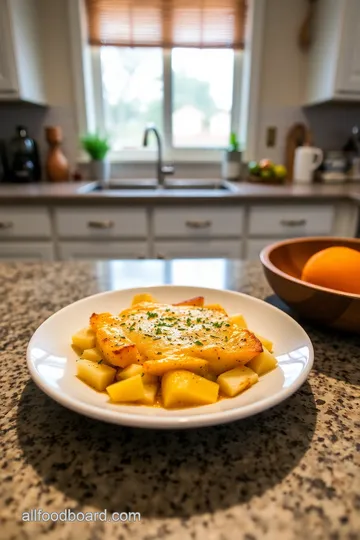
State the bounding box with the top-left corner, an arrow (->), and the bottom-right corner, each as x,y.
293,145 -> 323,183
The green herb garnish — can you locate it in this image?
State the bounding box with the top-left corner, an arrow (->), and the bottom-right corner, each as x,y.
194,340 -> 203,346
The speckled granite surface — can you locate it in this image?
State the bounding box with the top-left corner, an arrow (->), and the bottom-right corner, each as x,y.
0,260 -> 359,540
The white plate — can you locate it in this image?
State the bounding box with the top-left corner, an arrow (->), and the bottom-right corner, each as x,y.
27,285 -> 314,429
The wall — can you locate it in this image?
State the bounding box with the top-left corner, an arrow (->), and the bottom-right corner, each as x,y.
1,0 -> 359,175
256,0 -> 360,163
0,0 -> 78,172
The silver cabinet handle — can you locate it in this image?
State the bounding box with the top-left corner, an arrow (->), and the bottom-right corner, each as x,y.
87,220 -> 114,229
280,219 -> 307,227
185,219 -> 212,229
0,221 -> 13,230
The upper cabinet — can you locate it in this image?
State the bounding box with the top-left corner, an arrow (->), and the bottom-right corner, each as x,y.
0,0 -> 46,104
305,0 -> 360,104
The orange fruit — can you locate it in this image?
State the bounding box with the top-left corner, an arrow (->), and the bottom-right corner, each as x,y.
301,246 -> 360,294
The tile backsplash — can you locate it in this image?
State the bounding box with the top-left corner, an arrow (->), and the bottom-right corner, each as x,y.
256,103 -> 360,164
0,104 -> 78,173
1,101 -> 359,176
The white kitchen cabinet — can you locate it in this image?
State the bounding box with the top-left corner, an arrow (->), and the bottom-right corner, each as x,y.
306,0 -> 360,103
154,240 -> 242,259
249,205 -> 334,237
154,207 -> 243,238
0,242 -> 54,260
58,241 -> 149,260
55,208 -> 147,239
0,0 -> 46,103
0,207 -> 51,238
246,239 -> 279,260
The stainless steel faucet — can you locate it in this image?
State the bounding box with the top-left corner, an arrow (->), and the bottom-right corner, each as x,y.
143,124 -> 174,187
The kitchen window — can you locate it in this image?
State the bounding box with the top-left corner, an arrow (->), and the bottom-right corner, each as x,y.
92,46 -> 241,157
71,0 -> 263,162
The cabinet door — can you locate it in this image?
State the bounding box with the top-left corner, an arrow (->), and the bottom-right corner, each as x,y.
0,0 -> 18,92
246,239 -> 279,261
59,241 -> 149,260
154,240 -> 241,259
0,242 -> 54,260
336,0 -> 360,93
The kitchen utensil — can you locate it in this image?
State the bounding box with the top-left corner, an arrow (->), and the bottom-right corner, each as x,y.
45,126 -> 70,182
261,237 -> 360,333
293,145 -> 323,183
285,123 -> 310,182
298,0 -> 318,52
27,285 -> 313,429
8,126 -> 41,183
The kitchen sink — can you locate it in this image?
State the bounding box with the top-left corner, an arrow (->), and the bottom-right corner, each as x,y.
79,180 -> 234,193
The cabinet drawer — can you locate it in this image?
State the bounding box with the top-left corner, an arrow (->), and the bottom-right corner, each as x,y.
249,205 -> 334,237
55,208 -> 147,239
0,242 -> 54,260
154,207 -> 243,238
154,239 -> 241,259
59,241 -> 149,260
246,239 -> 279,260
0,207 -> 51,238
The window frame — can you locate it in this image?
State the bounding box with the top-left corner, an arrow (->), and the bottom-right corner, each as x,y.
90,48 -> 242,162
68,0 -> 265,164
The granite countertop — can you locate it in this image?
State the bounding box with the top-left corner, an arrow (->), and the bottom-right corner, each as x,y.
0,180 -> 360,204
1,260 -> 359,540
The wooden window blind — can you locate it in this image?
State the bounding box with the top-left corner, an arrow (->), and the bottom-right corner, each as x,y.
85,0 -> 246,49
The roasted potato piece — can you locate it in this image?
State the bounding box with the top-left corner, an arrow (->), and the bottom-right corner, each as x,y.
77,359 -> 116,391
80,347 -> 103,362
204,303 -> 228,315
72,327 -> 96,351
117,363 -> 143,380
91,313 -> 142,368
217,366 -> 258,397
247,347 -> 277,376
173,296 -> 204,307
115,364 -> 158,384
162,370 -> 219,408
131,293 -> 156,306
138,383 -> 158,405
106,374 -> 145,402
143,356 -> 209,376
229,313 -> 248,329
255,334 -> 273,353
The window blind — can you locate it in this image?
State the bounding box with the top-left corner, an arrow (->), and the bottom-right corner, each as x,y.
85,0 -> 246,49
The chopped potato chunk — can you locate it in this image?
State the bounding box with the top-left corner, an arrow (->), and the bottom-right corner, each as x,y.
117,363 -> 143,380
162,370 -> 219,408
229,313 -> 248,329
217,366 -> 258,397
131,293 -> 156,305
138,383 -> 158,405
143,356 -> 209,376
173,296 -> 204,307
142,373 -> 158,385
247,347 -> 277,376
77,359 -> 116,391
80,347 -> 103,362
204,303 -> 228,315
72,327 -> 96,351
255,334 -> 273,353
106,374 -> 145,402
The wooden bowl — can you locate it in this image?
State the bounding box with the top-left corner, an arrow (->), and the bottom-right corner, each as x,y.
260,237 -> 360,333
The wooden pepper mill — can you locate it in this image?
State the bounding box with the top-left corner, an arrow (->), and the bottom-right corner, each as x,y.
45,126 -> 70,182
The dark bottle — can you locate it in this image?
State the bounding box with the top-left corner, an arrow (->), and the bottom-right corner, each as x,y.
8,126 -> 41,183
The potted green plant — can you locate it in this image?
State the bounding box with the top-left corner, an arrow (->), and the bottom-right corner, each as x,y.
222,132 -> 243,181
81,133 -> 111,186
